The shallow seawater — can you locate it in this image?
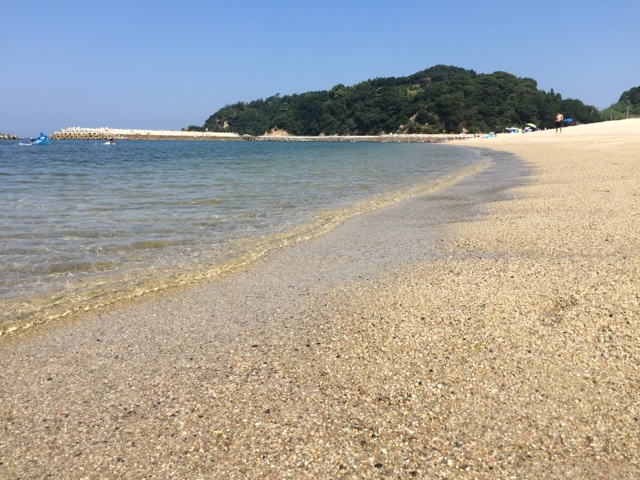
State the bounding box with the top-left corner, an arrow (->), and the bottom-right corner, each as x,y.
0,139 -> 485,333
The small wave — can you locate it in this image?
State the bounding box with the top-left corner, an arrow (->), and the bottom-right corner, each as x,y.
128,240 -> 183,250
185,198 -> 222,206
42,260 -> 121,275
0,155 -> 491,338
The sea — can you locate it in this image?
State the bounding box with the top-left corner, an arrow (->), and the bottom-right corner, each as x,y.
0,139 -> 487,335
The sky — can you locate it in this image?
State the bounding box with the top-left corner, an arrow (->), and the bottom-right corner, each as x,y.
1,0 -> 638,137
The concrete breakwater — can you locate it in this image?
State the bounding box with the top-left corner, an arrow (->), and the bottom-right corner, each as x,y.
50,127 -> 242,141
0,133 -> 22,140
50,127 -> 466,143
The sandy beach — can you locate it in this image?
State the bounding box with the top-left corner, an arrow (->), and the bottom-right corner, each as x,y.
1,119 -> 639,478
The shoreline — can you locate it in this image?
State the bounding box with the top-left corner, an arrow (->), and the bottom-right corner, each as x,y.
0,148 -> 489,339
1,119 -> 639,478
49,126 -> 466,142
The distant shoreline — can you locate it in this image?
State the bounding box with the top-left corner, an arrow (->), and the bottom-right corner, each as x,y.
49,127 -> 466,142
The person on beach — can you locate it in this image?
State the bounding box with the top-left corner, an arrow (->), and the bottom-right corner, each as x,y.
555,112 -> 564,133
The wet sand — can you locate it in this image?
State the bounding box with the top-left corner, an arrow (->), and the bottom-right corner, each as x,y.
1,119 -> 639,478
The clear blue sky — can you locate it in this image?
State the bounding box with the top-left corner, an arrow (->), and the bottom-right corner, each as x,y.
1,0 -> 638,137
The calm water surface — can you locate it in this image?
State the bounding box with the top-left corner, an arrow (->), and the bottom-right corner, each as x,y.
0,139 -> 484,333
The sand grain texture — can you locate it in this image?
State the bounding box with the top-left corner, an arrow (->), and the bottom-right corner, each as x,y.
1,119 -> 639,479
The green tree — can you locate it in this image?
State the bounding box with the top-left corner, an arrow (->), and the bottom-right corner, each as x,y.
197,65 -> 600,135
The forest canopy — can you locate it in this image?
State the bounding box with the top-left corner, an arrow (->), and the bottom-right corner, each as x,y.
187,65 -> 602,136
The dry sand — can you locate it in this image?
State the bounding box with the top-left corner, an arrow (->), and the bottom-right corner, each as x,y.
1,119 -> 639,479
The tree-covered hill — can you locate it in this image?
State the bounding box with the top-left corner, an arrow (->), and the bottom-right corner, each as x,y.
600,86 -> 640,121
188,65 -> 600,136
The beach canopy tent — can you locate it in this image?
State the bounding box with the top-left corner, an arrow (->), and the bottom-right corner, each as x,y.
563,118 -> 574,123
506,127 -> 520,133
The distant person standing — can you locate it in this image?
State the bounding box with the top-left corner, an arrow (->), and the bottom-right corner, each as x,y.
555,111 -> 564,133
